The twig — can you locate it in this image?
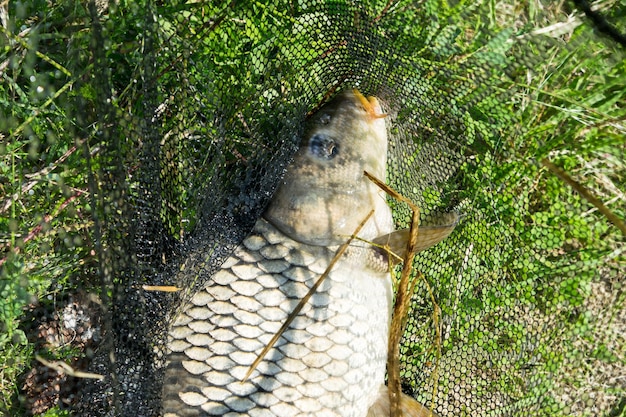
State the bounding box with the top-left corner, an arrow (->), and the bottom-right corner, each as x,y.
35,355 -> 104,380
0,24 -> 72,77
373,0 -> 396,23
0,190 -> 86,267
364,170 -> 420,417
140,285 -> 181,292
541,158 -> 626,235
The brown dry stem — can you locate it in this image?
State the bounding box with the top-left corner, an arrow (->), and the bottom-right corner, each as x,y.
140,285 -> 182,292
364,170 -> 423,417
35,355 -> 104,380
541,158 -> 626,235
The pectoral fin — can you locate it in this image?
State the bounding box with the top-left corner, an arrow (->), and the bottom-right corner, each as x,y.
373,212 -> 459,263
367,385 -> 438,417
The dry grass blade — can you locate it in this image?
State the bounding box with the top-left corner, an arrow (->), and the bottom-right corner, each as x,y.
364,170 -> 422,417
140,285 -> 181,292
541,158 -> 626,235
35,355 -> 104,380
242,209 -> 375,382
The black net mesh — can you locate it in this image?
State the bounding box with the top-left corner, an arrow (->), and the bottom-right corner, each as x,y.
2,1 -> 624,416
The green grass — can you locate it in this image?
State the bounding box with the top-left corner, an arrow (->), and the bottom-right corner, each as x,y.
1,2 -> 101,413
391,2 -> 625,415
1,0 -> 624,416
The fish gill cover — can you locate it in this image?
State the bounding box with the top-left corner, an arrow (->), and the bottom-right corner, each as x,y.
1,1 -> 624,416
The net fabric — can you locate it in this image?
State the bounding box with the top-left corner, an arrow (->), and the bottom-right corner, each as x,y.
1,1 -> 624,416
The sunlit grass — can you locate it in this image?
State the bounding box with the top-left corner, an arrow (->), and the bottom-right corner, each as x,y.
0,0 -> 624,416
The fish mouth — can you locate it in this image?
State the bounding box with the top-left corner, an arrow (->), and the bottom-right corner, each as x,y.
352,89 -> 387,120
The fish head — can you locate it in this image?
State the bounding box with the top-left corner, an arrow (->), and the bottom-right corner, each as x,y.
264,90 -> 394,246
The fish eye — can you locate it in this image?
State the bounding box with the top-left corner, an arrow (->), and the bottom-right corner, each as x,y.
309,133 -> 339,160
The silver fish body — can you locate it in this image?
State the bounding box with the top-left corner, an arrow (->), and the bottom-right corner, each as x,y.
162,217 -> 393,416
162,91 -> 450,417
162,90 -> 396,417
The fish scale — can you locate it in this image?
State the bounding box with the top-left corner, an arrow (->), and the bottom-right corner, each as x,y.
162,217 -> 392,417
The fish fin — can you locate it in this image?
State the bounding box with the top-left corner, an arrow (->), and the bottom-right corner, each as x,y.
367,385 -> 439,417
371,229 -> 411,264
372,212 -> 459,262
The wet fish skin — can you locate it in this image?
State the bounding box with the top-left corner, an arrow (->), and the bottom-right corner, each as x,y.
162,90 -> 395,417
162,90 -> 445,416
162,216 -> 393,416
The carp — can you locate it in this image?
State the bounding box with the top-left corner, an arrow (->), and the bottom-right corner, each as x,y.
162,90 -> 452,417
